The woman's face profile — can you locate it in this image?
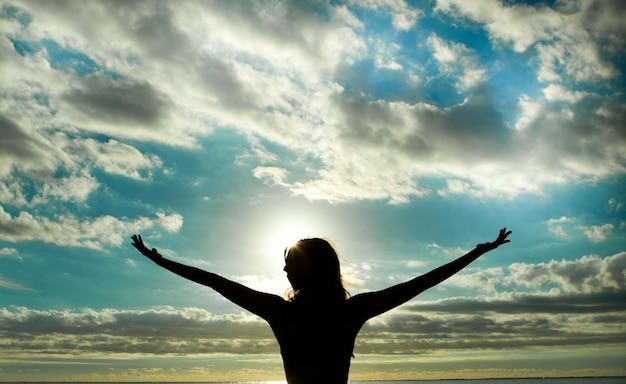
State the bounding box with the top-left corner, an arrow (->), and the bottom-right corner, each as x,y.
284,252 -> 313,290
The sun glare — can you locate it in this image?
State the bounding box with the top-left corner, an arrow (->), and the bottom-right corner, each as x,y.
251,205 -> 336,271
270,223 -> 315,254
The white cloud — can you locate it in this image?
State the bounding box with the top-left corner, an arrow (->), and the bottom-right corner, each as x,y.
0,206 -> 183,250
507,252 -> 626,293
235,138 -> 279,165
1,1 -> 624,207
515,94 -> 544,131
235,274 -> 288,296
427,33 -> 487,91
0,247 -> 18,256
64,137 -> 163,180
546,218 -> 619,243
372,39 -> 403,70
607,197 -> 623,213
0,181 -> 28,206
547,216 -> 573,238
291,156 -> 430,204
438,179 -> 486,199
512,92 -> 626,188
252,167 -> 289,187
579,223 -> 614,243
156,210 -> 183,233
349,0 -> 420,31
405,260 -> 426,268
436,0 -> 620,83
448,267 -> 504,293
41,171 -> 99,203
0,277 -> 33,291
0,114 -> 161,207
543,84 -> 590,103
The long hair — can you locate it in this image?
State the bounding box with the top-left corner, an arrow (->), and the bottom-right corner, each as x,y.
284,238 -> 350,302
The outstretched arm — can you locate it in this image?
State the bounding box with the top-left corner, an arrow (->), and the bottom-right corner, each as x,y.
131,235 -> 284,321
350,228 -> 511,322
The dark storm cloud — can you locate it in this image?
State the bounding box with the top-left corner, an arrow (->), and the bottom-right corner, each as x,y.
2,247 -> 625,358
0,114 -> 57,176
582,0 -> 626,62
0,307 -> 272,340
333,87 -> 512,166
0,307 -> 277,356
405,291 -> 626,315
194,53 -> 253,111
2,278 -> 625,357
336,95 -> 433,155
349,251 -> 626,354
518,95 -> 626,176
354,293 -> 626,354
122,1 -> 192,61
194,0 -> 343,63
63,75 -> 171,126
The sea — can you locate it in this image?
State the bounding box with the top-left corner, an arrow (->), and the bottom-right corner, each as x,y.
7,379 -> 624,384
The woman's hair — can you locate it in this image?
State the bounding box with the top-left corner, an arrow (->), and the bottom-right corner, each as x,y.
284,238 -> 350,302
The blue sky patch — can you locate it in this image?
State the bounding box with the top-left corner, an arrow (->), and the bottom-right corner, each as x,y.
1,4 -> 32,26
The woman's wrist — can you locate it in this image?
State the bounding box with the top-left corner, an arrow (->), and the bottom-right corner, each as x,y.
476,242 -> 497,251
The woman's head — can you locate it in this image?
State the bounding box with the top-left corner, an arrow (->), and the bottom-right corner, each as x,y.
283,238 -> 349,302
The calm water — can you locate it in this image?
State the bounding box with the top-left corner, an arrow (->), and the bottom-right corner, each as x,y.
342,379 -> 626,384
197,379 -> 622,384
338,380 -> 626,384
10,379 -> 625,384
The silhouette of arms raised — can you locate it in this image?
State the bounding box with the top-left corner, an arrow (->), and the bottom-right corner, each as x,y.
131,235 -> 284,321
349,228 -> 511,322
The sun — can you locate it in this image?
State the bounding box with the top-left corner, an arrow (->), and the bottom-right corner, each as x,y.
249,203 -> 335,268
270,223 -> 315,254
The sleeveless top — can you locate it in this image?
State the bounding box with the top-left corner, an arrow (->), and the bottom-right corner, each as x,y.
268,298 -> 362,383
270,300 -> 362,362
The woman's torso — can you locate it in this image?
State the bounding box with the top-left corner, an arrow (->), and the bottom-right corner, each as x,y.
269,298 -> 363,384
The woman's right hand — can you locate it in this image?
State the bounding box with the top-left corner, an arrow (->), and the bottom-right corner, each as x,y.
476,227 -> 512,251
131,234 -> 162,262
493,227 -> 512,247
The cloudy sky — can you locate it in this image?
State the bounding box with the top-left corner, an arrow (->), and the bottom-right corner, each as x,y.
1,0 -> 625,381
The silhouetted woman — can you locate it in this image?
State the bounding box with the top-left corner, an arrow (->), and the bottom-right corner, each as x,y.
131,228 -> 511,384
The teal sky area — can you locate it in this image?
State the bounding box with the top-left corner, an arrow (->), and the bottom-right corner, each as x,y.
1,0 -> 625,382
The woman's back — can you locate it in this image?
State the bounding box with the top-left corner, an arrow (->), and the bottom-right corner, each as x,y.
270,298 -> 362,384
